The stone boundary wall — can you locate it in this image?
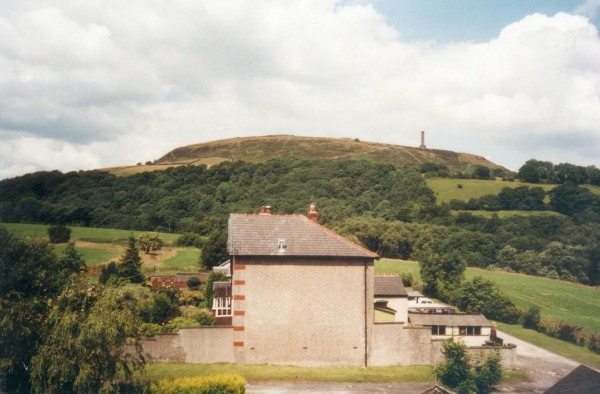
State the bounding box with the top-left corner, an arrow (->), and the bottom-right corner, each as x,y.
430,339 -> 517,370
369,323 -> 433,366
128,326 -> 234,364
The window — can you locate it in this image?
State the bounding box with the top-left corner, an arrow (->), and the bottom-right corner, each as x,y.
459,326 -> 482,336
431,325 -> 446,335
213,297 -> 232,317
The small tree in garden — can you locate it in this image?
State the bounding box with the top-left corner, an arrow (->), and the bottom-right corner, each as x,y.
138,232 -> 164,254
522,305 -> 542,329
48,224 -> 71,243
187,276 -> 201,290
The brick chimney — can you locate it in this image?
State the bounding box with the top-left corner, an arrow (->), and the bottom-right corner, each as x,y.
308,203 -> 318,223
265,206 -> 271,214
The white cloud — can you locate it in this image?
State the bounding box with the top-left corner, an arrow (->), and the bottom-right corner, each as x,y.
575,0 -> 600,18
1,2 -> 600,178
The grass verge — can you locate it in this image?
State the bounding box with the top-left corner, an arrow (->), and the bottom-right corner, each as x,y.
496,323 -> 600,369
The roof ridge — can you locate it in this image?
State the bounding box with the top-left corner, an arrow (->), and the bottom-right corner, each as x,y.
374,273 -> 400,277
300,216 -> 380,258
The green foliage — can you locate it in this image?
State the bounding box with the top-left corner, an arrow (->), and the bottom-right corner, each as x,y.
138,232 -> 164,254
187,276 -> 201,290
191,309 -> 216,326
173,233 -> 205,248
200,230 -> 228,269
47,224 -> 72,243
139,323 -> 164,338
400,270 -> 413,287
139,293 -> 178,325
30,279 -> 146,394
99,261 -> 119,284
435,338 -> 503,394
419,251 -> 465,299
151,374 -> 246,394
60,241 -> 87,273
0,226 -> 81,393
451,276 -> 522,324
204,271 -> 229,310
434,339 -> 471,389
522,305 -> 542,330
164,317 -> 199,332
589,333 -> 600,354
473,166 -> 491,180
118,234 -> 144,283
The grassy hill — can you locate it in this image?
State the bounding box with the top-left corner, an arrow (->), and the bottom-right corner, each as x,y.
101,135 -> 508,176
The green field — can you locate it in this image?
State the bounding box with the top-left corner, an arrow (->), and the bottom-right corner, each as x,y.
54,245 -> 121,266
376,259 -> 600,334
427,178 -> 556,203
163,249 -> 201,267
1,223 -> 180,243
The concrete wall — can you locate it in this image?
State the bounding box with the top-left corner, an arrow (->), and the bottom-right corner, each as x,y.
430,339 -> 517,370
232,256 -> 374,367
132,326 -> 234,364
369,323 -> 433,366
385,297 -> 408,323
432,326 -> 492,347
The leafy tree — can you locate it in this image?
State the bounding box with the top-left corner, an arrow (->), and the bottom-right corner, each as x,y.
0,227 -> 80,393
472,349 -> 503,394
30,278 -> 146,393
47,224 -> 72,244
473,166 -> 490,180
139,293 -> 177,325
522,305 -> 542,330
138,232 -> 164,254
118,234 -> 144,283
419,251 -> 465,300
452,276 -> 522,323
200,230 -> 228,269
435,338 -> 472,389
60,242 -> 87,273
204,271 -> 228,310
173,232 -> 205,248
187,276 -> 201,290
99,261 -> 119,285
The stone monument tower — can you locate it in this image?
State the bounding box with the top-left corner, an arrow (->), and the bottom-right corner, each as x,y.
419,131 -> 426,150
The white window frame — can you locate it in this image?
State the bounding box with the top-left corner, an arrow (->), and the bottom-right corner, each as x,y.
213,296 -> 232,317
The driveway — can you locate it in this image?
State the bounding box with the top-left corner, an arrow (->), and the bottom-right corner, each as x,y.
247,330 -> 584,394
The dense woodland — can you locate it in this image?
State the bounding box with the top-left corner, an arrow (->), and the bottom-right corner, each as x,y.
1,157 -> 599,285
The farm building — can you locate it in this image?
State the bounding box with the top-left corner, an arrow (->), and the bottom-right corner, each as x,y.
408,312 -> 493,347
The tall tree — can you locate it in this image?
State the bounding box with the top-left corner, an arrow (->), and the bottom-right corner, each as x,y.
138,232 -> 164,254
200,230 -> 228,269
118,234 -> 144,283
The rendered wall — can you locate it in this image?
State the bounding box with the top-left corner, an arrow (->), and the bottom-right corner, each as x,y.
369,323 -> 433,366
386,297 -> 408,323
232,256 -> 374,367
132,327 -> 234,364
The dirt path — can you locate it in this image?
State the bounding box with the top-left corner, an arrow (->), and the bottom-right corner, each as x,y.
495,330 -> 580,393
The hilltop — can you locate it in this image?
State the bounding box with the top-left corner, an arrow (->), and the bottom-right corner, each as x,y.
102,135 -> 507,176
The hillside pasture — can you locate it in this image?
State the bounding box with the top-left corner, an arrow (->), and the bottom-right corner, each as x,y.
54,243 -> 121,266
163,248 -> 201,267
376,259 -> 600,334
427,178 -> 555,203
451,210 -> 564,218
1,223 -> 180,243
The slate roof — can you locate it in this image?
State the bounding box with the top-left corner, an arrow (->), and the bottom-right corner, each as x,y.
374,274 -> 408,297
409,313 -> 493,327
544,365 -> 600,394
227,214 -> 379,258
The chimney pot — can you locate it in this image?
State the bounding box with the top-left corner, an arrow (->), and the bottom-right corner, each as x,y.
265,206 -> 271,214
260,206 -> 265,214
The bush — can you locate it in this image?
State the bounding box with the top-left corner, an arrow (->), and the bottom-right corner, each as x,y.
174,233 -> 205,248
164,317 -> 199,332
151,374 -> 246,394
411,279 -> 424,292
139,323 -> 164,338
522,305 -> 541,329
589,333 -> 600,354
400,271 -> 414,287
192,309 -> 216,326
187,276 -> 202,290
99,261 -> 119,285
182,292 -> 204,307
457,184 -> 463,189
539,318 -> 586,346
139,293 -> 178,325
47,224 -> 71,243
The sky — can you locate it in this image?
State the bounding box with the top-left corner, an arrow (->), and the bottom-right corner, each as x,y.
1,0 -> 600,179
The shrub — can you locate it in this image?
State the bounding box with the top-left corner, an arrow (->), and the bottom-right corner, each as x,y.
182,292 -> 204,307
192,309 -> 216,326
434,338 -> 471,389
139,323 -> 164,338
522,305 -> 541,329
457,184 -> 463,189
164,317 -> 199,332
187,276 -> 202,290
174,233 -> 205,248
558,322 -> 584,345
47,224 -> 71,243
99,261 -> 119,285
151,374 -> 246,394
400,270 -> 413,287
589,333 -> 600,354
411,279 -> 424,292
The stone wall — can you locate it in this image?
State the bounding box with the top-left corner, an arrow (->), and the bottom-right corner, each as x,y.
369,323 -> 433,366
131,326 -> 234,364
